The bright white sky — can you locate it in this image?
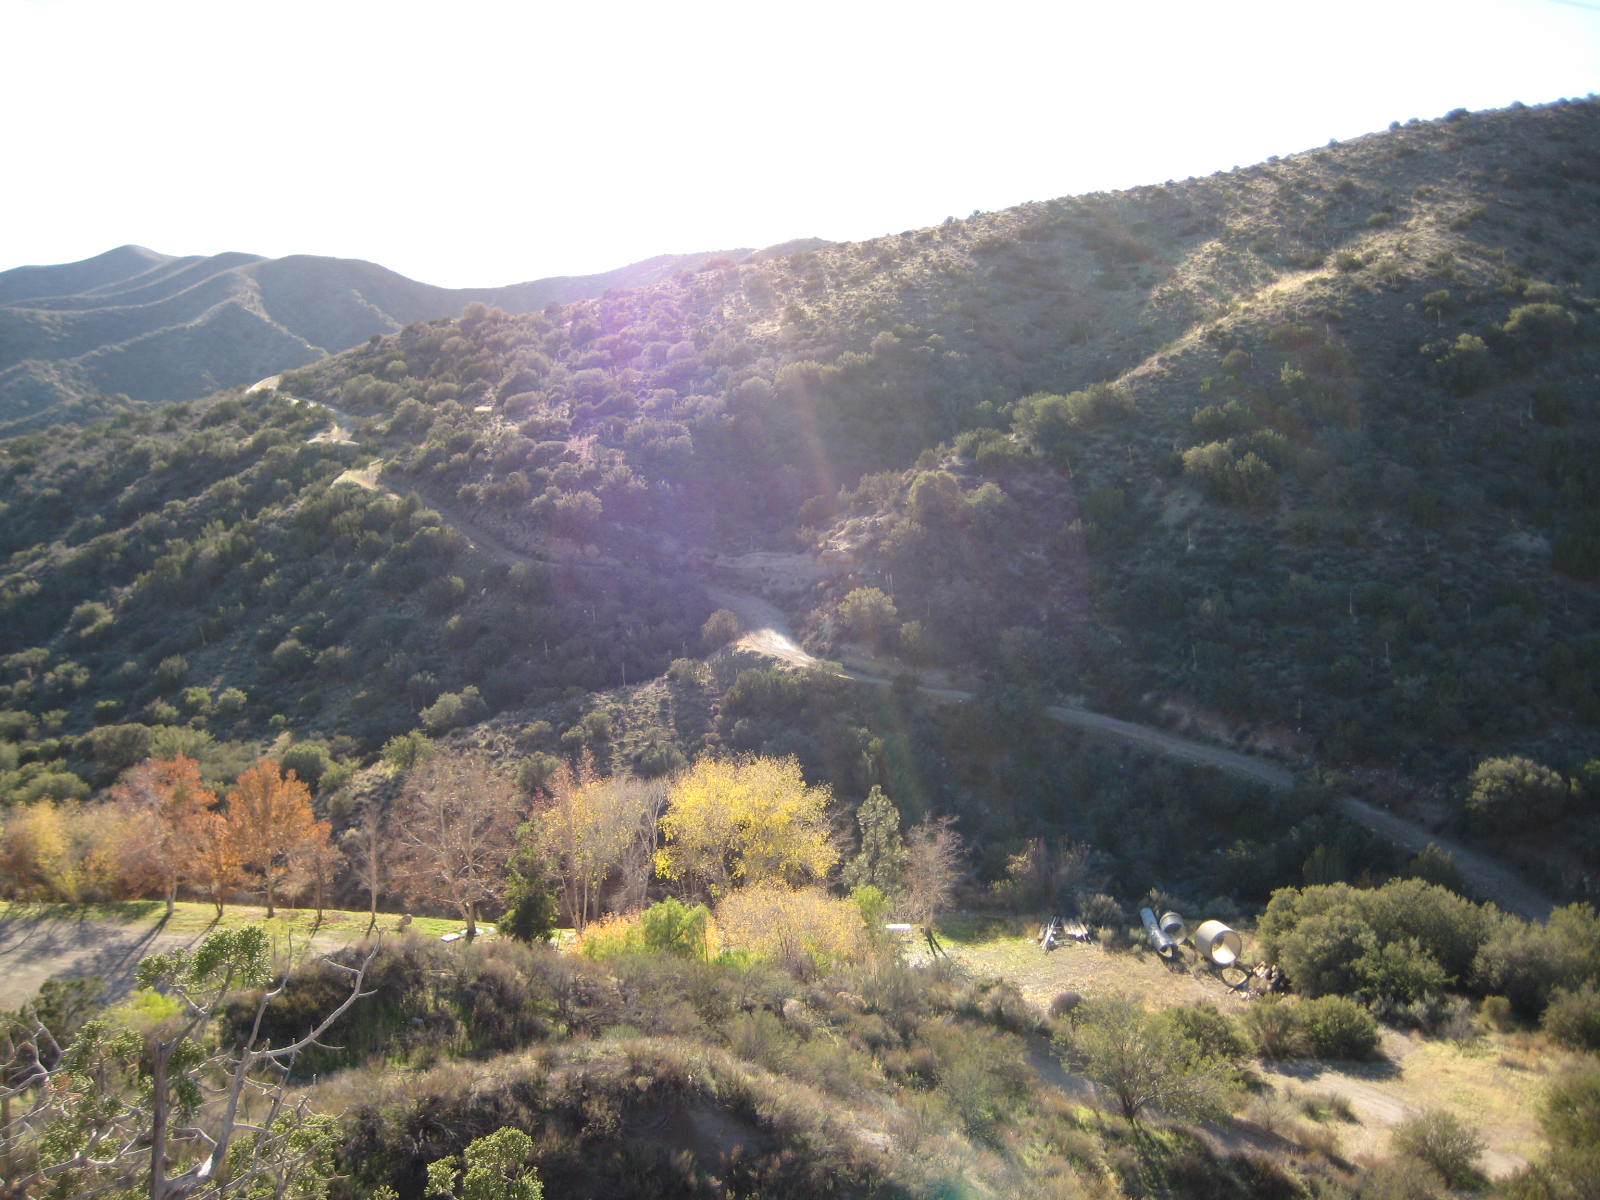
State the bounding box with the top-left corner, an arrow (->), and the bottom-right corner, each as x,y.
5,0 -> 1598,289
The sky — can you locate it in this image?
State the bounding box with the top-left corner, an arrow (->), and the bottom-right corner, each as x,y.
5,0 -> 1599,289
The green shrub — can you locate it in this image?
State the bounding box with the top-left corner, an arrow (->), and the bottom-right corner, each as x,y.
382,730 -> 435,772
1161,1003 -> 1251,1070
1296,995 -> 1381,1060
1389,1109 -> 1485,1191
700,608 -> 740,652
1465,755 -> 1570,833
1479,995 -> 1514,1032
420,686 -> 488,734
1242,996 -> 1300,1059
639,898 -> 711,959
1543,984 -> 1600,1051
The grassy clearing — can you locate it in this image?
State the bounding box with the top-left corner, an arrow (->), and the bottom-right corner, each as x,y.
936,913 -> 1252,1012
1258,1026 -> 1578,1176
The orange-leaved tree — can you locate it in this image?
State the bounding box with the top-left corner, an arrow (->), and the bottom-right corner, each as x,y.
109,755 -> 217,914
191,810 -> 241,918
224,759 -> 325,918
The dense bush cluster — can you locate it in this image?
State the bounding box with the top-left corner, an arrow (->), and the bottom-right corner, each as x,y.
1259,878 -> 1600,1023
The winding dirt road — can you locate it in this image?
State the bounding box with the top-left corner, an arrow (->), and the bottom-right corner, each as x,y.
275,376 -> 1554,923
704,581 -> 1554,920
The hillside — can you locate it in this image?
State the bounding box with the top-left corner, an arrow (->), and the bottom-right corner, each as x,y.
0,243 -> 755,430
3,97 -> 1599,894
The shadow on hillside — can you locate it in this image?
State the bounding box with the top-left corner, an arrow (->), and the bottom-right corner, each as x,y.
1266,1055 -> 1401,1083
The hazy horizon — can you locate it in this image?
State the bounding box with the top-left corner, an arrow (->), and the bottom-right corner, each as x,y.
5,0 -> 1598,290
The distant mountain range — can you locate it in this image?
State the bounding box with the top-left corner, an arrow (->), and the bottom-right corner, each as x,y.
0,242 -> 823,430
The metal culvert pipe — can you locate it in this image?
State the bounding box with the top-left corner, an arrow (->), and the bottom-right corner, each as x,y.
1159,911 -> 1187,942
1140,907 -> 1178,958
1194,920 -> 1242,966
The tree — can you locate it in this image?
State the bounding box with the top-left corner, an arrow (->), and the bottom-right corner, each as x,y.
841,785 -> 908,895
501,846 -> 559,945
526,755 -> 627,930
656,755 -> 837,899
390,750 -> 520,938
224,760 -> 324,919
0,799 -> 76,901
0,926 -> 375,1199
191,811 -> 241,919
1465,756 -> 1570,833
424,1126 -> 543,1200
296,828 -> 343,925
1055,992 -> 1235,1123
607,774 -> 669,915
341,800 -> 388,934
109,756 -> 218,915
902,814 -> 963,928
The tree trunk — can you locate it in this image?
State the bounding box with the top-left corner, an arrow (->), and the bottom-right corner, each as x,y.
149,1041 -> 172,1200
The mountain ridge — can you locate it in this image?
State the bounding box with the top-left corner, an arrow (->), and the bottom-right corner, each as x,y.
0,243 -> 761,428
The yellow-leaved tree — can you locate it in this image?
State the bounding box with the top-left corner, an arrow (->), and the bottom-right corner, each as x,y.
656,755 -> 837,898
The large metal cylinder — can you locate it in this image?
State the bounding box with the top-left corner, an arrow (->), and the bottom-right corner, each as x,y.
1140,907 -> 1177,958
1159,911 -> 1187,941
1194,920 -> 1242,966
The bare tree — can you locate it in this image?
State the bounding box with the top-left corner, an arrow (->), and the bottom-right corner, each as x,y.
610,775 -> 669,915
340,800 -> 388,934
0,926 -> 376,1199
390,750 -> 520,938
294,829 -> 344,926
903,814 -> 964,929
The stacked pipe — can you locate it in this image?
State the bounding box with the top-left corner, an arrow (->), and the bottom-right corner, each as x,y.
1139,908 -> 1179,959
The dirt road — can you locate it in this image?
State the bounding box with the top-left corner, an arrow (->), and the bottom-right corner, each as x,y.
1334,797 -> 1553,920
704,587 -> 1555,919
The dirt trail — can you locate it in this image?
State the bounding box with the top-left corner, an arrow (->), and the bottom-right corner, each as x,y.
704,589 -> 1555,920
1334,797 -> 1553,920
